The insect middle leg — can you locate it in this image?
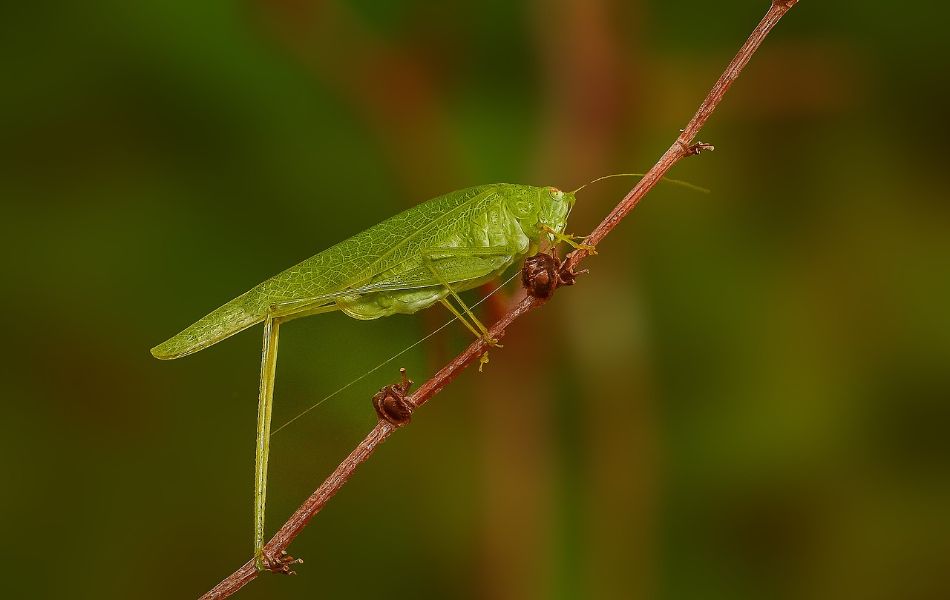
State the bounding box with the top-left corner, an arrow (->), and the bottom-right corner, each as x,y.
422,247 -> 512,347
438,297 -> 489,340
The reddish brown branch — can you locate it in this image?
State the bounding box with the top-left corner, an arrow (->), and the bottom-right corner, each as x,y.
200,2 -> 799,597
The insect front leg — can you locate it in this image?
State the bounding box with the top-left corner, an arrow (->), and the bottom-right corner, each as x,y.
540,224 -> 597,255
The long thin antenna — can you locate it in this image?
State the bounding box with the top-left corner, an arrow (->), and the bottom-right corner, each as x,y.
571,173 -> 710,195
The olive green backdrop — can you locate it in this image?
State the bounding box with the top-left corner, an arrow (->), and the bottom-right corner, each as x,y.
2,1 -> 948,599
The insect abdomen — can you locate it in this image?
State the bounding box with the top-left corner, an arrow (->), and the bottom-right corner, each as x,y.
337,287 -> 449,319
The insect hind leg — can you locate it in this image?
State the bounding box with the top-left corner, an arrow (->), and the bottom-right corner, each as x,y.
254,315 -> 280,571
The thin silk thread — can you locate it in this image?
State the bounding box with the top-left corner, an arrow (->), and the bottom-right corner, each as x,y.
270,270 -> 521,436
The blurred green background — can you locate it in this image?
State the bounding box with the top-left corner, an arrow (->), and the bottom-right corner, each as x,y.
3,1 -> 948,598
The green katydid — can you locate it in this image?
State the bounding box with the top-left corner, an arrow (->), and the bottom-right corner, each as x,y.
152,182 -> 589,570
151,175 -> 700,571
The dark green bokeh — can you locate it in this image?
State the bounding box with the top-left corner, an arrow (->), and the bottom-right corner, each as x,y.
2,2 -> 948,598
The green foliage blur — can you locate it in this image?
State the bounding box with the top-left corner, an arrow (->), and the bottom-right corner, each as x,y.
3,1 -> 948,598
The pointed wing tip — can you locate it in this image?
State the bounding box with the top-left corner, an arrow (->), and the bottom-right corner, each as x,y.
151,342 -> 179,360
151,335 -> 196,360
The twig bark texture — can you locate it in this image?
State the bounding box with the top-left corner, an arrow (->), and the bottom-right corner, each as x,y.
200,2 -> 800,598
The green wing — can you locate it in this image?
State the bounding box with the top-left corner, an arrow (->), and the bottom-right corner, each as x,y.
150,290 -> 265,360
151,185 -> 501,359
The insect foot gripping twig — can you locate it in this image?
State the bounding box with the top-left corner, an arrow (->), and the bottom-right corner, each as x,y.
373,368 -> 416,427
521,250 -> 582,301
260,550 -> 303,575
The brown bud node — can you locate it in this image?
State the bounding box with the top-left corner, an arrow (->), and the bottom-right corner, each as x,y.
521,250 -> 579,300
373,368 -> 415,427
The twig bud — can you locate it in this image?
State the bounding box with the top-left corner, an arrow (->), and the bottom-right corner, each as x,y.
373,368 -> 415,426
